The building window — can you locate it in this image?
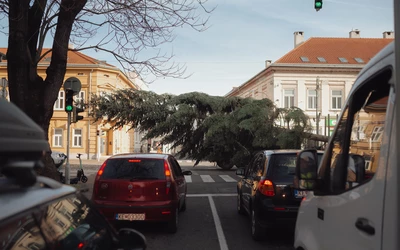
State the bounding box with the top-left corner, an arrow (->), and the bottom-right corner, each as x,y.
300,56 -> 309,62
317,57 -> 326,62
74,91 -> 85,108
53,128 -> 63,147
370,126 -> 384,142
338,57 -> 348,63
331,90 -> 343,110
54,91 -> 65,110
354,58 -> 364,63
283,89 -> 295,108
307,89 -> 317,109
72,129 -> 82,147
364,156 -> 372,171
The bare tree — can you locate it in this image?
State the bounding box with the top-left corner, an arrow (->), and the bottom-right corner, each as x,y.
0,0 -> 213,179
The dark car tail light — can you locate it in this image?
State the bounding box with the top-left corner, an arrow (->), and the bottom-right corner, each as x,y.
258,179 -> 275,196
164,160 -> 172,195
93,161 -> 108,197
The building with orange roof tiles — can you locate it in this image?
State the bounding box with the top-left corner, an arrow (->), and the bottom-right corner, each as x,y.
225,29 -> 394,136
0,44 -> 148,160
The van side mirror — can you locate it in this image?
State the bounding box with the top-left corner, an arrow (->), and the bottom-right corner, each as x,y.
348,153 -> 365,184
294,149 -> 318,190
236,168 -> 245,176
118,228 -> 147,250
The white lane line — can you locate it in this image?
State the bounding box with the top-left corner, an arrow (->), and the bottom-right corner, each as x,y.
184,175 -> 192,183
208,195 -> 229,250
187,193 -> 236,197
219,175 -> 237,182
200,175 -> 215,182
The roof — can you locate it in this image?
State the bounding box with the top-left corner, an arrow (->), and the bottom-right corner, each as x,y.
0,180 -> 76,221
108,153 -> 170,160
275,37 -> 393,65
349,41 -> 394,96
263,149 -> 324,155
0,48 -> 116,67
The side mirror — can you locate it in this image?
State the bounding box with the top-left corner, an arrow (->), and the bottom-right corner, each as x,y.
348,154 -> 365,183
294,149 -> 318,190
118,228 -> 147,250
182,170 -> 192,175
235,168 -> 245,176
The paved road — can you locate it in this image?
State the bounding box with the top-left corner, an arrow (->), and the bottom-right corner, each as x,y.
74,163 -> 295,250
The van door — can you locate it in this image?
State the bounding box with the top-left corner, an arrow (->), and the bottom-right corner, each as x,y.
315,69 -> 393,250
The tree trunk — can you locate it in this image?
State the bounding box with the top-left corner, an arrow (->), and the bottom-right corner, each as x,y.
7,0 -> 87,181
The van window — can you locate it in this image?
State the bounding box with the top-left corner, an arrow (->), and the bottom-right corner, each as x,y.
101,158 -> 166,180
320,69 -> 392,193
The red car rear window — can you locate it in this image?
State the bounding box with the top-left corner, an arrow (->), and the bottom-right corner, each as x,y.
101,158 -> 166,180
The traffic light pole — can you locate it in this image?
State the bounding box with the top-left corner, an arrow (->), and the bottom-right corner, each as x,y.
65,112 -> 71,184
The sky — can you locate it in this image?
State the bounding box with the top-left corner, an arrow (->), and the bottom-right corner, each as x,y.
0,0 -> 394,97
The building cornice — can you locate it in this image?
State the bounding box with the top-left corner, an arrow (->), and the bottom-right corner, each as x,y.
225,63 -> 364,97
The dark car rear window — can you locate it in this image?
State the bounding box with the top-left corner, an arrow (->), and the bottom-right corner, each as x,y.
101,158 -> 166,180
269,154 -> 297,178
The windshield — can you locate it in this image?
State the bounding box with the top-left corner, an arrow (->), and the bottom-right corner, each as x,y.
101,158 -> 166,180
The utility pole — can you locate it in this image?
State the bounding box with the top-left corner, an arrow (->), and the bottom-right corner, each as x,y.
316,77 -> 321,136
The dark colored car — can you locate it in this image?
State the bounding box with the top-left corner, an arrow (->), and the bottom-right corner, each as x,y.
236,150 -> 323,240
92,153 -> 192,233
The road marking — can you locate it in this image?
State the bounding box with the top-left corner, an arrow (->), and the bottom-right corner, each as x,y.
200,175 -> 215,182
187,193 -> 236,197
184,176 -> 192,183
219,175 -> 237,182
208,195 -> 229,250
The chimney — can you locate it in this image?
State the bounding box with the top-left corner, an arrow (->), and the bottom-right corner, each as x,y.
383,31 -> 394,38
265,60 -> 272,68
68,43 -> 74,49
294,31 -> 304,48
349,29 -> 361,38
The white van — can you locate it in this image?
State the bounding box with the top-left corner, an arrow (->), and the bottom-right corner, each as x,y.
293,41 -> 398,250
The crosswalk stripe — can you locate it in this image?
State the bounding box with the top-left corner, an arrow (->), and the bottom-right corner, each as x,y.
185,176 -> 192,183
200,175 -> 215,182
219,175 -> 237,182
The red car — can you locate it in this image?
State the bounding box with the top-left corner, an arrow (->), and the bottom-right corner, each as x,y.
92,153 -> 192,233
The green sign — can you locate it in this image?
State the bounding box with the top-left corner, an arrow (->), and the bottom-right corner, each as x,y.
326,119 -> 336,127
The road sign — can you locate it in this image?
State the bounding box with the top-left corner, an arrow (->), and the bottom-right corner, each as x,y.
63,77 -> 81,95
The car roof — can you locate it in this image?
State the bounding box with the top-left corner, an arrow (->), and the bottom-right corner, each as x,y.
107,153 -> 170,160
0,180 -> 76,221
262,149 -> 324,156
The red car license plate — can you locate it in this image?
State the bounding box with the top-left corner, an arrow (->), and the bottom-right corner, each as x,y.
115,213 -> 145,221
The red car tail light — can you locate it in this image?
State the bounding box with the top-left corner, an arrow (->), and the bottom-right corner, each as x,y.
258,179 -> 275,196
164,160 -> 172,195
94,161 -> 108,197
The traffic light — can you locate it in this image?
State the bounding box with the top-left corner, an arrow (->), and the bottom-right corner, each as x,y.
65,90 -> 74,112
315,0 -> 322,11
72,106 -> 84,123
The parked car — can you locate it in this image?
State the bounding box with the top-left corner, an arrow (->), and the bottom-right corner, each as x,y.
0,98 -> 147,250
91,153 -> 192,233
236,149 -> 323,241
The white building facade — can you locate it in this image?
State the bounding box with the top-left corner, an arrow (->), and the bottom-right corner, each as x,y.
226,30 -> 394,136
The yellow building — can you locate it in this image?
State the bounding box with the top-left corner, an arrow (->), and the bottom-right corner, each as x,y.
0,46 -> 140,160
